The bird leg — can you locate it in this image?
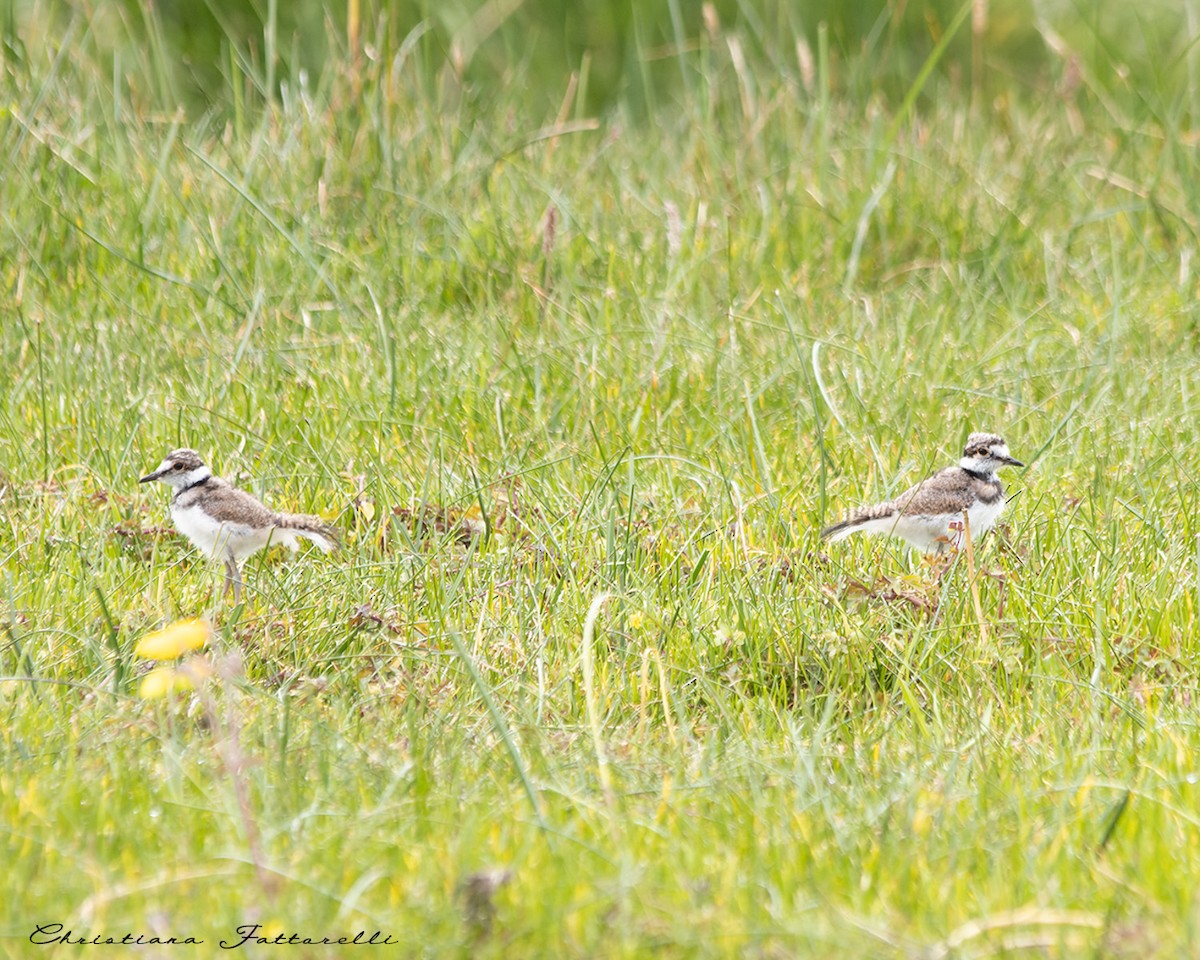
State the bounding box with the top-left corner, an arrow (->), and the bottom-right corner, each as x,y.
224,557 -> 243,603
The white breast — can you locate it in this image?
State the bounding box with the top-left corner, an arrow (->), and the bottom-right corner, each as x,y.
929,495 -> 1004,552
965,495 -> 1005,540
171,503 -> 275,561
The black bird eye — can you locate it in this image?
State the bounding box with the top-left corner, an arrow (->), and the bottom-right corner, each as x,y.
173,463 -> 185,471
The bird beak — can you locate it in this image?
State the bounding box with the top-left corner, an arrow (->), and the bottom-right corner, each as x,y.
139,469 -> 162,483
1001,455 -> 1024,467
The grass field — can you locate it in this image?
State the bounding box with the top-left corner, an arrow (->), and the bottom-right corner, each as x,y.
5,1 -> 1200,956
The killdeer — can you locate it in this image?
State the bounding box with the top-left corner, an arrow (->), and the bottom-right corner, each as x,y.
139,449 -> 338,601
821,432 -> 1023,554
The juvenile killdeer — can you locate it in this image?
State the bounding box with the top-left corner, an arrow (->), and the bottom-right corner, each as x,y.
140,449 -> 338,601
821,432 -> 1023,554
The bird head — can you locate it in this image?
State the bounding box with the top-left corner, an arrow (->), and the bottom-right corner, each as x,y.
960,432 -> 1024,474
139,449 -> 211,489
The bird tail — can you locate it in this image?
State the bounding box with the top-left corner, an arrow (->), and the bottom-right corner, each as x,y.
820,518 -> 860,542
821,503 -> 898,543
275,513 -> 339,553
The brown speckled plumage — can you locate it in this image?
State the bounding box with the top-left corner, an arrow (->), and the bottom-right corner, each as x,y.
140,448 -> 338,600
821,468 -> 1002,537
821,431 -> 1022,553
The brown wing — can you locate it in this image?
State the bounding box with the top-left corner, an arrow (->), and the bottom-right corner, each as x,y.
890,468 -> 978,517
177,479 -> 280,527
822,467 -> 991,540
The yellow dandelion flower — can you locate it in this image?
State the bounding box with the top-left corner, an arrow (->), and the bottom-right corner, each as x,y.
135,618 -> 211,661
138,666 -> 194,699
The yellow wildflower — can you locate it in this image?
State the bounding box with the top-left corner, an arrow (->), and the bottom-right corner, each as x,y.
137,658 -> 213,700
138,666 -> 192,699
135,619 -> 211,660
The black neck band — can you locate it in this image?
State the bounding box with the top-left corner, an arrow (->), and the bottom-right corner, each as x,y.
178,475 -> 212,495
962,466 -> 993,482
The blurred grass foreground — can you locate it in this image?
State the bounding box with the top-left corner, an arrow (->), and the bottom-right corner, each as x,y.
5,0 -> 1198,120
